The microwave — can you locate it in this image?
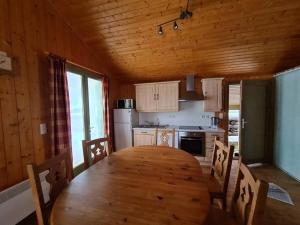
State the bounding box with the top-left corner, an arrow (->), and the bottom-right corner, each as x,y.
116,99 -> 135,109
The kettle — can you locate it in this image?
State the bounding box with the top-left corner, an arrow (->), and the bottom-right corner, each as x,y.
211,117 -> 221,129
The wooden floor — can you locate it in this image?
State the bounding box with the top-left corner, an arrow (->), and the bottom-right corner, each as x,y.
19,160 -> 300,225
201,160 -> 300,225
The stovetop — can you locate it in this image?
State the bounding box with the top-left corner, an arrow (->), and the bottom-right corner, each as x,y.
179,126 -> 203,130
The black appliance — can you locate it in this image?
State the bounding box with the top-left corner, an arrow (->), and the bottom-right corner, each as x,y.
116,99 -> 135,109
178,127 -> 205,156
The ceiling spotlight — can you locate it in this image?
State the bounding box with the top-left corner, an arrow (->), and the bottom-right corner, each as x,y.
156,0 -> 192,36
173,21 -> 178,30
158,26 -> 163,35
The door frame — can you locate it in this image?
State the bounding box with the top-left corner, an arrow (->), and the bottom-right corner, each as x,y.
239,79 -> 275,164
67,64 -> 104,175
224,80 -> 241,147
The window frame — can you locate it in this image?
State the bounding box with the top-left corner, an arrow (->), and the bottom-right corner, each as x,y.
67,64 -> 104,175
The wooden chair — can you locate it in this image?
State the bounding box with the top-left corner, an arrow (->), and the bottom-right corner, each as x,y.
156,128 -> 175,148
205,160 -> 269,225
208,137 -> 234,209
27,152 -> 72,225
82,137 -> 112,169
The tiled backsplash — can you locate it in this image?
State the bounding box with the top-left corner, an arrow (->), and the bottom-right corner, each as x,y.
139,101 -> 214,126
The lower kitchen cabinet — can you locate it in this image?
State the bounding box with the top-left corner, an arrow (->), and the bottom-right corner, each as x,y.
133,129 -> 156,146
205,132 -> 225,162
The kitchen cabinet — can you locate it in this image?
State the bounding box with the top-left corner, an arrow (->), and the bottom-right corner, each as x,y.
133,129 -> 156,146
202,78 -> 223,112
205,132 -> 225,162
135,83 -> 157,112
135,81 -> 179,112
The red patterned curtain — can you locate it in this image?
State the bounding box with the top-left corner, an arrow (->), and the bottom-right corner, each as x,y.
49,55 -> 73,165
102,77 -> 110,137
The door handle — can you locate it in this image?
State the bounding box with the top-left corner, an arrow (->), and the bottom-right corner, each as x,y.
241,118 -> 248,129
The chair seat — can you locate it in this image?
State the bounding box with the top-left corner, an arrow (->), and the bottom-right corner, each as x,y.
205,207 -> 238,225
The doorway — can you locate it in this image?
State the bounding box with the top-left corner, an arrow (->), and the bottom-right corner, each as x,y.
228,84 -> 241,156
67,67 -> 105,170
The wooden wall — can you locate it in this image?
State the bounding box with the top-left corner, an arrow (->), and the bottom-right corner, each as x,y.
0,0 -> 119,191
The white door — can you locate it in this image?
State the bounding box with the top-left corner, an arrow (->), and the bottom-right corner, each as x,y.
114,123 -> 132,150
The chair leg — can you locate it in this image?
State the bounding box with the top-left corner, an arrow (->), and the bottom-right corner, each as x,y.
222,196 -> 227,210
210,195 -> 214,204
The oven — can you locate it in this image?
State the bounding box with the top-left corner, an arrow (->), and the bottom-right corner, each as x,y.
178,131 -> 205,156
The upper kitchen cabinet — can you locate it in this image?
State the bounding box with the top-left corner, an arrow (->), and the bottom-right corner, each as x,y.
202,78 -> 224,112
135,83 -> 157,112
135,81 -> 180,112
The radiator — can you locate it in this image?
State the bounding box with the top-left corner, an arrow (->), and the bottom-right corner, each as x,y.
0,171 -> 50,225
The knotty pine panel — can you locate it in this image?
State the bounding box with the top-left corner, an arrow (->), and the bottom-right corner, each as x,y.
49,0 -> 300,81
0,0 -> 114,191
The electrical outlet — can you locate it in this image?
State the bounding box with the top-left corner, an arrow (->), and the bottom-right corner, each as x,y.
0,51 -> 12,71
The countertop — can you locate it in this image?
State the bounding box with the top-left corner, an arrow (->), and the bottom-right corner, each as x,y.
132,125 -> 225,133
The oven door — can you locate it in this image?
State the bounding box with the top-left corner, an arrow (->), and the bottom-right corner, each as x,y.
179,133 -> 205,156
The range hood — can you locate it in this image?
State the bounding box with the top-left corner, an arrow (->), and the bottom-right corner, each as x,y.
179,75 -> 205,101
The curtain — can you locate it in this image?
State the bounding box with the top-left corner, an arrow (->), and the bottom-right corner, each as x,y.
102,77 -> 110,137
49,55 -> 73,167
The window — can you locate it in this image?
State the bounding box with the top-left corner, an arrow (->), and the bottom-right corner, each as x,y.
67,68 -> 105,168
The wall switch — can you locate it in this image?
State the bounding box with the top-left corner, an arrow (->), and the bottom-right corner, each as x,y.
40,123 -> 47,135
0,51 -> 12,71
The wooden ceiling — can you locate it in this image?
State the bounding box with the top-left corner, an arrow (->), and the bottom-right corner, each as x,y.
49,0 -> 300,81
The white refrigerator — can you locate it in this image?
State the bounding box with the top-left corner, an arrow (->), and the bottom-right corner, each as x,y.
113,109 -> 139,151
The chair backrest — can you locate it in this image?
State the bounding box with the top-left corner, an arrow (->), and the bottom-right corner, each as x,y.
157,128 -> 175,148
27,152 -> 72,225
210,138 -> 234,194
232,160 -> 269,225
82,137 -> 112,169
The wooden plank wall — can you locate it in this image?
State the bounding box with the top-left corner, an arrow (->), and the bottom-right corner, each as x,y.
0,0 -> 118,191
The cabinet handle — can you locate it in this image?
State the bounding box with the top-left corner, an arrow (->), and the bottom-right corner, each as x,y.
153,93 -> 156,100
157,93 -> 159,100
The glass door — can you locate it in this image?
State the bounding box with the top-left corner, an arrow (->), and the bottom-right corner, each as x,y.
67,72 -> 86,167
88,78 -> 104,140
67,68 -> 105,169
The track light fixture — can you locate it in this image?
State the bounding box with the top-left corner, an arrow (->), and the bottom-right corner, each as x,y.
158,25 -> 164,35
173,21 -> 178,30
157,0 -> 192,36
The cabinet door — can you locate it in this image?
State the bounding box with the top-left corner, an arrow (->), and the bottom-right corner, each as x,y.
135,84 -> 157,112
205,132 -> 225,162
202,79 -> 223,112
133,130 -> 156,146
157,82 -> 179,112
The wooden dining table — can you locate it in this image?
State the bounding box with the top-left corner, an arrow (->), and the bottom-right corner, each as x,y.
50,146 -> 210,225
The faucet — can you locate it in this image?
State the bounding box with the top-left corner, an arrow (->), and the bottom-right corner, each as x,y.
155,118 -> 160,126
144,120 -> 154,125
